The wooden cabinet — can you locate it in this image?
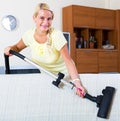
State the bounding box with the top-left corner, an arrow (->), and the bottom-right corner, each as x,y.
62,5 -> 118,73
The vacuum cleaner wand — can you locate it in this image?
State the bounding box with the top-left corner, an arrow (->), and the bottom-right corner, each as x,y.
8,50 -> 115,119
8,50 -> 70,87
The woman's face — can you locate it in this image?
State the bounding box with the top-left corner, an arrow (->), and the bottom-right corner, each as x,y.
33,9 -> 53,32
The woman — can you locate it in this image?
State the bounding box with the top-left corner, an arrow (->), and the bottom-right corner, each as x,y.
4,3 -> 86,97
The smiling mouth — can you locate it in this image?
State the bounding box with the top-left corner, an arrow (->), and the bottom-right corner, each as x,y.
42,25 -> 48,28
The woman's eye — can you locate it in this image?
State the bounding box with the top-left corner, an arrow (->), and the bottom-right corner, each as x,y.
40,17 -> 44,20
47,17 -> 52,21
39,16 -> 52,21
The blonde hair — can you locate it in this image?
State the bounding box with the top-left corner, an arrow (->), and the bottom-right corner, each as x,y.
33,3 -> 54,19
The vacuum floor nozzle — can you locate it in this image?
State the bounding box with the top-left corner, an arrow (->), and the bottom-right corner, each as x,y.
85,86 -> 115,119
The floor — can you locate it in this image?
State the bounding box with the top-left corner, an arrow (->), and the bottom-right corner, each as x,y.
0,73 -> 119,121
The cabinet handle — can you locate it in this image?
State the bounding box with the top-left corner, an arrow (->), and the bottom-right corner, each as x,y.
83,50 -> 93,53
104,50 -> 113,52
80,26 -> 89,28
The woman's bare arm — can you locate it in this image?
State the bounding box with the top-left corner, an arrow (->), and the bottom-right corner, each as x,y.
4,39 -> 26,55
60,44 -> 86,97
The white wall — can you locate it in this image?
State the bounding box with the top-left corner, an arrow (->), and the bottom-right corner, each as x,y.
0,0 -> 106,68
105,0 -> 120,9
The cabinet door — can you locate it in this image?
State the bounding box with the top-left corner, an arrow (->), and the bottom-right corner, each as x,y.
95,8 -> 115,29
73,6 -> 95,27
76,49 -> 98,73
98,51 -> 118,72
116,10 -> 120,72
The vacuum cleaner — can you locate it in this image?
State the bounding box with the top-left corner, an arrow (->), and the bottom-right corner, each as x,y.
4,50 -> 115,119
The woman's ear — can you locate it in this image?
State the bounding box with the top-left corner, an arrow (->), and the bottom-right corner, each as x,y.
33,15 -> 36,22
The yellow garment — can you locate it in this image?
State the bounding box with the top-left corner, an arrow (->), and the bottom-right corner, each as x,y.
22,28 -> 68,75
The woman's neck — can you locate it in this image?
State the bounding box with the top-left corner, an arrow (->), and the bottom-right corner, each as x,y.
34,29 -> 49,43
35,28 -> 48,36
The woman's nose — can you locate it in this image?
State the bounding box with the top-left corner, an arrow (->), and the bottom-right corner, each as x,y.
43,18 -> 49,24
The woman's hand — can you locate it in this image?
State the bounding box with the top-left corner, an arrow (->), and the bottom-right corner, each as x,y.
4,46 -> 12,56
73,79 -> 86,97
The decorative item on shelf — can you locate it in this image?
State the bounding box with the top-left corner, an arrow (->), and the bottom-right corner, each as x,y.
76,37 -> 81,48
102,44 -> 115,50
76,36 -> 84,48
102,40 -> 110,45
89,36 -> 97,48
94,39 -> 97,48
84,40 -> 87,48
80,36 -> 84,48
102,40 -> 114,50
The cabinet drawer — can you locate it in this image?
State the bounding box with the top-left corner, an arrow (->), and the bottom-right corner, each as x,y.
95,8 -> 115,29
76,50 -> 98,73
76,50 -> 98,64
77,63 -> 98,73
98,51 -> 118,72
73,6 -> 95,27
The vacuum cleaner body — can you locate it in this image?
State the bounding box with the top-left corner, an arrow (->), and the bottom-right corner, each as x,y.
4,50 -> 116,119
